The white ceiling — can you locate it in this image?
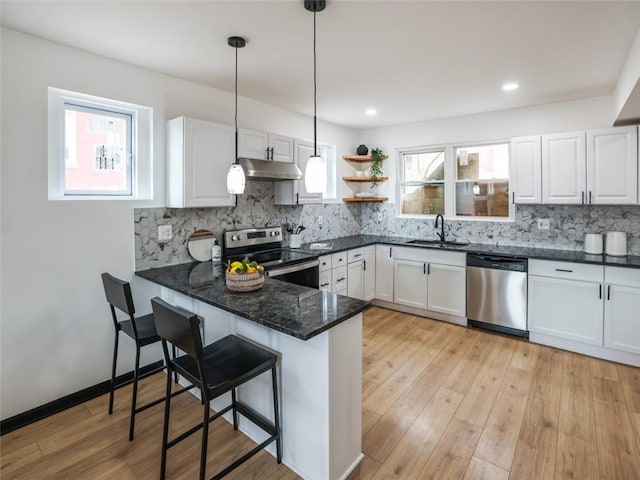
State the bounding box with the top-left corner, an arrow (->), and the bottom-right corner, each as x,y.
2,0 -> 640,129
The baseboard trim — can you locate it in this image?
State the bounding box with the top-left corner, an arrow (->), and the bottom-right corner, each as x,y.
0,360 -> 164,435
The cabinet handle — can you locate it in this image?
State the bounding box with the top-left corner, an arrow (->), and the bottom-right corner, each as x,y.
555,268 -> 573,273
427,264 -> 431,275
337,277 -> 346,282
607,285 -> 611,301
589,191 -> 592,204
271,147 -> 275,160
599,284 -> 602,299
389,247 -> 392,258
296,193 -> 299,205
581,191 -> 585,204
320,283 -> 330,287
512,192 -> 515,204
423,263 -> 426,275
363,260 -> 367,271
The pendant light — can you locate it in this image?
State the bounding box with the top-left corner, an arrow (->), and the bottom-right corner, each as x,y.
226,36 -> 246,195
304,0 -> 327,194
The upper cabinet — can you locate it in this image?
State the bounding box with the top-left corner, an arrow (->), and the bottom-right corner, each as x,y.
512,126 -> 638,206
238,129 -> 294,163
167,117 -> 235,208
510,135 -> 542,204
274,140 -> 322,205
586,127 -> 638,205
542,131 -> 586,204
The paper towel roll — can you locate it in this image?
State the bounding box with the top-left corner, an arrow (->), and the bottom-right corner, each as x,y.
605,231 -> 627,256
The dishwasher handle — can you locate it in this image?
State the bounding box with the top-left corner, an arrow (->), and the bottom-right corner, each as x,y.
466,253 -> 528,272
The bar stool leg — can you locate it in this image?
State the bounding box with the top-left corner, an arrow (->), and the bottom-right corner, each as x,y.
271,366 -> 282,464
108,331 -> 120,415
200,394 -> 211,480
231,389 -> 239,430
160,369 -> 173,480
129,346 -> 141,441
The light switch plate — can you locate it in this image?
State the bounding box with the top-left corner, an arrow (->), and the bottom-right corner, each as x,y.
537,218 -> 550,230
158,225 -> 173,241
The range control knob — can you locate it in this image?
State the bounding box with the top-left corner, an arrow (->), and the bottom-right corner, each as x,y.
231,234 -> 243,241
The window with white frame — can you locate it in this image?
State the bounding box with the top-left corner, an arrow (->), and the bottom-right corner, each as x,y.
48,88 -> 153,200
398,141 -> 511,220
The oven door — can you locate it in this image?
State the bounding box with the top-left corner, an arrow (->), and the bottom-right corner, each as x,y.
267,260 -> 319,289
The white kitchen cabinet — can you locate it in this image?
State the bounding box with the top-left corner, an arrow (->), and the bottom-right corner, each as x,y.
393,259 -> 428,309
167,116 -> 235,208
330,251 -> 347,294
347,260 -> 364,299
375,245 -> 394,302
528,260 -> 603,345
274,140 -> 322,205
586,126 -> 638,205
363,246 -> 376,301
542,131 -> 586,204
319,270 -> 332,291
510,135 -> 542,204
427,263 -> 466,316
238,129 -> 294,163
604,266 -> 640,355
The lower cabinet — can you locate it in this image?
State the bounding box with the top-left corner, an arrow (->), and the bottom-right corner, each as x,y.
346,246 -> 375,300
604,266 -> 640,355
427,263 -> 466,317
393,259 -> 427,309
375,245 -> 394,302
363,246 -> 375,301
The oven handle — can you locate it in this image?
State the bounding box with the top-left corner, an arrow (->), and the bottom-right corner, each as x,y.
267,260 -> 320,277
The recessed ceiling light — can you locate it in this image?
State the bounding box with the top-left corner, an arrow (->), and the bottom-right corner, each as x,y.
502,82 -> 519,92
365,108 -> 377,116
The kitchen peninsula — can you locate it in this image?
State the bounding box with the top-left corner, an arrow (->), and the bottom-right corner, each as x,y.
136,262 -> 370,480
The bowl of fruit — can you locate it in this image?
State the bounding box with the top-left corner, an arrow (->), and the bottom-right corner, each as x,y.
225,257 -> 265,292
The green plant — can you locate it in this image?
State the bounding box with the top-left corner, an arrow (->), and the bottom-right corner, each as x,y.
370,148 -> 384,189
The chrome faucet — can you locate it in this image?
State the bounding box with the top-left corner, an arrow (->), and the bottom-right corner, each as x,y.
434,214 -> 445,242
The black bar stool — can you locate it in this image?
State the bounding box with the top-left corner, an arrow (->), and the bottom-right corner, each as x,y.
151,297 -> 282,480
101,273 -> 183,441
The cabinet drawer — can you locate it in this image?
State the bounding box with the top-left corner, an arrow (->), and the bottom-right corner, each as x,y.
348,248 -> 365,263
606,266 -> 640,287
529,259 -> 603,282
332,252 -> 347,268
332,266 -> 347,291
319,270 -> 332,291
318,255 -> 332,272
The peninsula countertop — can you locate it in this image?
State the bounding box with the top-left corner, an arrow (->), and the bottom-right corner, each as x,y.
136,262 -> 370,340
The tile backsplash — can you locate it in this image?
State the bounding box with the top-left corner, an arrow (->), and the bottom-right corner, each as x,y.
136,183 -> 640,270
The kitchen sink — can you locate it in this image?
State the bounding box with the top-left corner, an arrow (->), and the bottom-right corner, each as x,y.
405,239 -> 470,248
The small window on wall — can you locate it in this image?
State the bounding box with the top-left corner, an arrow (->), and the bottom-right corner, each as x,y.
454,143 -> 510,218
400,149 -> 445,215
48,88 -> 153,200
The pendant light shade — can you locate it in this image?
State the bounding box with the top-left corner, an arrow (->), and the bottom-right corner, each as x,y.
227,36 -> 246,195
304,0 -> 326,194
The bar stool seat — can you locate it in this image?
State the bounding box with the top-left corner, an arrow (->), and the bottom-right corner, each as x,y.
118,313 -> 161,347
151,297 -> 282,480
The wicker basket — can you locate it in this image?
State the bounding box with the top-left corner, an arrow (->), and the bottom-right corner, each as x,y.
225,271 -> 265,292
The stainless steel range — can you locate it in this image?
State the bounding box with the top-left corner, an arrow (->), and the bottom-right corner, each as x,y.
223,226 -> 319,289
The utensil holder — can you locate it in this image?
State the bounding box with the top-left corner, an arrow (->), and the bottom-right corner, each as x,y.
290,234 -> 301,249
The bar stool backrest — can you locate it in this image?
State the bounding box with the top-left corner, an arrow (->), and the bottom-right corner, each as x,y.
102,273 -> 136,317
151,297 -> 203,360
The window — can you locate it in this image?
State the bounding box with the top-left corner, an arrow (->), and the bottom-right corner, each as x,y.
400,149 -> 445,215
454,143 -> 510,218
48,88 -> 153,200
398,141 -> 511,220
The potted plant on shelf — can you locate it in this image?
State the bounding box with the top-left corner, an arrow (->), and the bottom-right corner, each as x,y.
370,148 -> 384,191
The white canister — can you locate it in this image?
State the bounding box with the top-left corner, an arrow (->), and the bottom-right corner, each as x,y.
290,234 -> 301,249
583,233 -> 603,255
605,231 -> 627,256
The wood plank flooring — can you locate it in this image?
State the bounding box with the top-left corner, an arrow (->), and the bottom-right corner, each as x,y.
2,306 -> 640,479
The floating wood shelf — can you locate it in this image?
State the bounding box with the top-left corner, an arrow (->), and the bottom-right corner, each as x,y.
342,154 -> 388,162
343,197 -> 389,203
342,176 -> 389,183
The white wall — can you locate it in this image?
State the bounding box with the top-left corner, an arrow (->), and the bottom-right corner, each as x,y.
358,95 -> 616,203
0,28 -> 358,419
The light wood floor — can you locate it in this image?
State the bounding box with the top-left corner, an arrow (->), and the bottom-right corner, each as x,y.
2,306 -> 640,479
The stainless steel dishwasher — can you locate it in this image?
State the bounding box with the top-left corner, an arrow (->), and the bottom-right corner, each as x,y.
466,253 -> 528,338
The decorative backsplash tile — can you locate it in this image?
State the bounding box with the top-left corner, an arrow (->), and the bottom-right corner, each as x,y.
136,182 -> 640,270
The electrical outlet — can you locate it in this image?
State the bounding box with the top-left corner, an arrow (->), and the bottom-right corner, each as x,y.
537,218 -> 550,230
316,215 -> 323,225
158,225 -> 173,241
377,211 -> 383,222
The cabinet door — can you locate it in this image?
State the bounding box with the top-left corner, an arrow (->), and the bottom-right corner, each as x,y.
604,284 -> 640,354
347,260 -> 364,299
542,131 -> 586,204
510,136 -> 542,204
393,259 -> 427,309
269,134 -> 294,163
375,245 -> 394,302
181,118 -> 235,207
238,129 -> 269,160
363,246 -> 376,301
528,275 -> 603,345
319,270 -> 332,291
427,263 -> 466,317
274,140 -> 322,205
332,266 -> 347,293
586,127 -> 638,205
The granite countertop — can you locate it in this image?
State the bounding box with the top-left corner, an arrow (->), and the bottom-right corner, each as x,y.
136,262 -> 370,341
292,234 -> 640,268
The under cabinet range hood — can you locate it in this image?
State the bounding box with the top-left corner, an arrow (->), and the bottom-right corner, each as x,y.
238,158 -> 303,181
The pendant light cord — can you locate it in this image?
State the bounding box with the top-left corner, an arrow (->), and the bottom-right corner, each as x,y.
313,10 -> 317,157
234,45 -> 239,163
